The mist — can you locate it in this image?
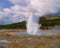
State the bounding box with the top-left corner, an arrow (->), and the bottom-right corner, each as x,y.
0,0 -> 60,24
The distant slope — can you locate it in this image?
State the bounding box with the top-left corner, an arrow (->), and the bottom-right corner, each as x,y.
40,16 -> 60,20
39,16 -> 60,26
39,19 -> 60,26
0,16 -> 60,29
0,21 -> 26,29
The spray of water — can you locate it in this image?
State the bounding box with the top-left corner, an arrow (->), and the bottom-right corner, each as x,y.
27,10 -> 40,35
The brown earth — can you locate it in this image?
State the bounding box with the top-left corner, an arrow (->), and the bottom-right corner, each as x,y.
0,31 -> 60,48
0,29 -> 26,32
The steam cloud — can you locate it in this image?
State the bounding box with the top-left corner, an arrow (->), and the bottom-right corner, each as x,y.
0,0 -> 60,24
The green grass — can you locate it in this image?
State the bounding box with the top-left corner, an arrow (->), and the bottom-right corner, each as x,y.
0,21 -> 26,29
39,19 -> 60,26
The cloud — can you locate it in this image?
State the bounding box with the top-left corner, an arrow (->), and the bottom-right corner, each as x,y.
0,5 -> 29,24
9,0 -> 29,6
0,0 -> 60,24
9,0 -> 60,16
29,0 -> 60,16
0,0 -> 13,11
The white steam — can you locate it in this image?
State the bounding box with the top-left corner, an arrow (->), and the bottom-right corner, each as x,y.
0,0 -> 60,24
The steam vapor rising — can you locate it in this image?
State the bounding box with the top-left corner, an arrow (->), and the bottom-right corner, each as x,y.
0,0 -> 60,24
27,10 -> 39,35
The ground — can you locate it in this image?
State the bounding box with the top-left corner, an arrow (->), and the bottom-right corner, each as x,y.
0,29 -> 60,48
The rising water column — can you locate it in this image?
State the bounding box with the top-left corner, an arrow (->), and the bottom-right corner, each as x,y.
27,11 -> 39,35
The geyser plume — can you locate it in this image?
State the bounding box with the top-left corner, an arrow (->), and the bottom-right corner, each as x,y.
27,11 -> 39,35
26,0 -> 60,35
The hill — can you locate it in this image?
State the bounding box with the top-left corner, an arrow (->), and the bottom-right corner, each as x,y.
40,16 -> 60,20
0,16 -> 60,29
39,16 -> 60,26
0,21 -> 26,29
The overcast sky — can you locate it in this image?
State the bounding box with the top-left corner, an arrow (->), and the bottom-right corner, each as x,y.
0,0 -> 60,24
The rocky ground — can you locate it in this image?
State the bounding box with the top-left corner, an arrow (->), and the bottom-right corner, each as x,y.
0,31 -> 60,48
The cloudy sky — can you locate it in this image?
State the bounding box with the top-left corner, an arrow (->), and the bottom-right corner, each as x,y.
0,0 -> 60,24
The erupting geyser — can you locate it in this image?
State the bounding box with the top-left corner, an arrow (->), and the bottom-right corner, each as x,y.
26,0 -> 60,35
27,11 -> 39,35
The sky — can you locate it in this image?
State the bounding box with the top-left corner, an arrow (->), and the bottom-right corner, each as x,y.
0,0 -> 60,24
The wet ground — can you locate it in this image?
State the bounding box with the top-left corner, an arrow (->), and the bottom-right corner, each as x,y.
0,30 -> 60,48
